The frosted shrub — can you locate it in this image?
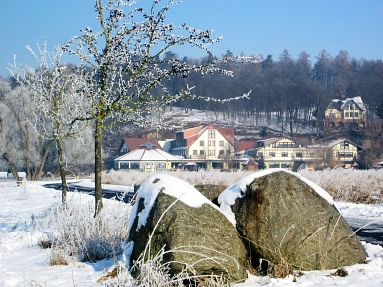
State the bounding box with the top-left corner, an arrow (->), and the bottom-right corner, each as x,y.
36,192 -> 131,262
103,169 -> 251,187
298,169 -> 383,203
103,169 -> 383,204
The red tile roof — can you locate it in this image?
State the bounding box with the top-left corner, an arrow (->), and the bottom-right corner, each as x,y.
182,125 -> 205,138
119,138 -> 161,152
234,141 -> 255,152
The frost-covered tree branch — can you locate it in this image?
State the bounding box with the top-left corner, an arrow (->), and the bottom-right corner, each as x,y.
9,42 -> 92,205
62,0 -> 261,215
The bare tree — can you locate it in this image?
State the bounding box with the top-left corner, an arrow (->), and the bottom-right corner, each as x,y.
63,0 -> 259,215
10,43 -> 91,205
0,79 -> 52,180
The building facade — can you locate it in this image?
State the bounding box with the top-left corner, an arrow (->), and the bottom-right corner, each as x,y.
325,96 -> 366,129
114,142 -> 181,172
169,124 -> 235,169
249,137 -> 308,170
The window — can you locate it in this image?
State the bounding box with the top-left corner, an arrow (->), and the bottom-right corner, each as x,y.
258,152 -> 263,157
200,150 -> 205,155
339,152 -> 354,157
208,129 -> 215,138
219,150 -> 225,155
275,142 -> 296,148
354,112 -> 359,117
200,140 -> 204,146
269,163 -> 280,168
269,152 -> 276,157
131,163 -> 139,169
208,150 -> 215,156
345,112 -> 349,117
209,141 -> 215,146
296,152 -> 303,158
341,141 -> 349,149
281,152 -> 288,157
219,140 -> 224,146
226,150 -> 231,155
193,150 -> 197,155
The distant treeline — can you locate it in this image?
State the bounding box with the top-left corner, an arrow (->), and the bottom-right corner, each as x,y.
158,49 -> 383,132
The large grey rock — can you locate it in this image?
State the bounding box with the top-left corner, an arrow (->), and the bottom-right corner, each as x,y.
218,170 -> 367,271
124,174 -> 248,282
194,184 -> 227,201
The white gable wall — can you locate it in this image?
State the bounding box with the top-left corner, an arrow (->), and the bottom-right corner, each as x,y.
188,128 -> 233,159
120,142 -> 129,153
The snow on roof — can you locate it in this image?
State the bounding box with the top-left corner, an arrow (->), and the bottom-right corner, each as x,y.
328,139 -> 346,147
330,96 -> 366,111
115,147 -> 180,161
128,174 -> 220,233
341,96 -> 365,111
218,169 -> 334,226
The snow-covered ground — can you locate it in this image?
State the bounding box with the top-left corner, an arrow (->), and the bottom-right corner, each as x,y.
0,180 -> 382,286
157,106 -> 318,137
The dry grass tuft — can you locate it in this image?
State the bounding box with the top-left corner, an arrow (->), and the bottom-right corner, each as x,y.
192,276 -> 231,287
271,257 -> 292,279
50,248 -> 69,266
97,265 -> 120,282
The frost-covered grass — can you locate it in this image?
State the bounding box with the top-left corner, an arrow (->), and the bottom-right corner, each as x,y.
103,169 -> 253,187
35,191 -> 132,263
104,168 -> 383,204
298,168 -> 383,204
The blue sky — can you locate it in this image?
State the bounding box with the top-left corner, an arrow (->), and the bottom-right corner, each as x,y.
1,0 -> 383,77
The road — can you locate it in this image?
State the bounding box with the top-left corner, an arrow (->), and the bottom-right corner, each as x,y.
44,182 -> 382,246
343,216 -> 383,246
43,181 -> 135,203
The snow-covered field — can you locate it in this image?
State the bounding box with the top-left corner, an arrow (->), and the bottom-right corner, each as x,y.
0,180 -> 382,286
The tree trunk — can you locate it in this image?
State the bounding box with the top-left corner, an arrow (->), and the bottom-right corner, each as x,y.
57,139 -> 67,207
2,153 -> 19,181
32,141 -> 53,180
94,119 -> 103,216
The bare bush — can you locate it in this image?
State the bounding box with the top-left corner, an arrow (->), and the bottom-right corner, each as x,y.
35,192 -> 131,262
298,169 -> 383,203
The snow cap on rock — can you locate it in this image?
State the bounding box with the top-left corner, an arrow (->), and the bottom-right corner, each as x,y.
128,174 -> 220,233
218,169 -> 334,225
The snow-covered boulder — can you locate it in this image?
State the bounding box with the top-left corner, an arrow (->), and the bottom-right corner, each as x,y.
123,174 -> 248,282
218,169 -> 367,271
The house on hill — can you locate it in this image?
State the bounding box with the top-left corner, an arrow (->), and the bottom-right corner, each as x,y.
114,142 -> 181,172
117,138 -> 161,156
169,124 -> 235,169
325,96 -> 366,129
